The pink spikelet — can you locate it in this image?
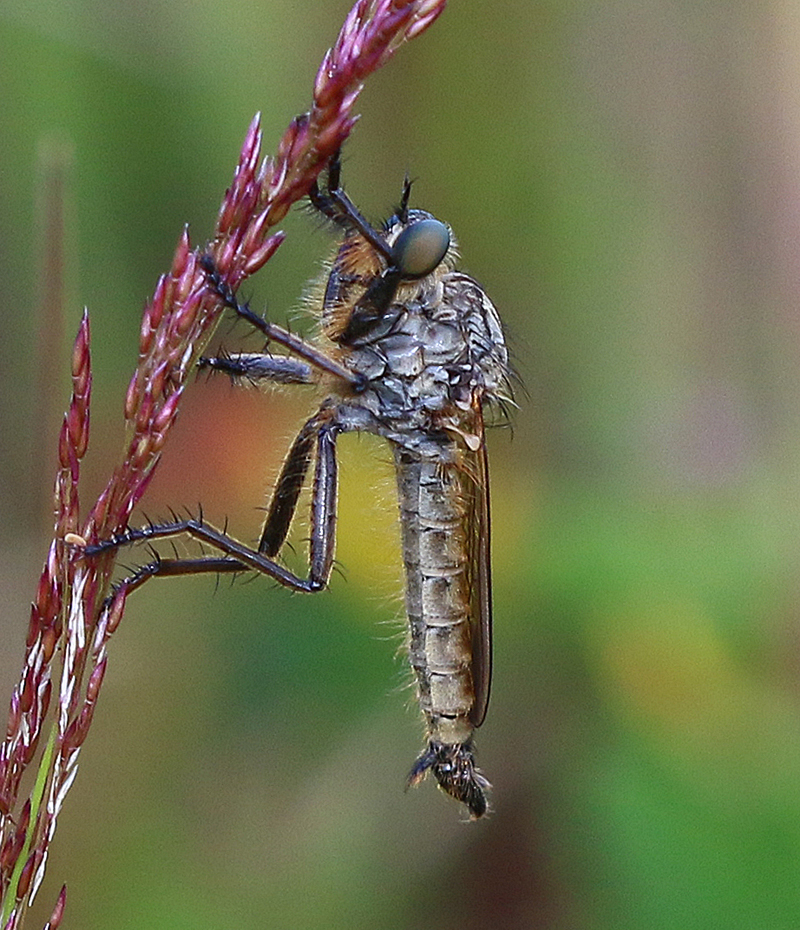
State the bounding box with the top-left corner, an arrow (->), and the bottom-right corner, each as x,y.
0,1 -> 446,925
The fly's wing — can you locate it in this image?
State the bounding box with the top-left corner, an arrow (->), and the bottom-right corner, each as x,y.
463,400 -> 493,728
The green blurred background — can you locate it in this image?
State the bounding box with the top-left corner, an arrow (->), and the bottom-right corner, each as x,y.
3,0 -> 800,927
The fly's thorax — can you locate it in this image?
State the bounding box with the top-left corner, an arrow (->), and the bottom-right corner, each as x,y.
310,204 -> 510,442
321,276 -> 508,438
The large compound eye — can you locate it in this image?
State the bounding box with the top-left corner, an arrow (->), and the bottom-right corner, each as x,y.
391,218 -> 450,278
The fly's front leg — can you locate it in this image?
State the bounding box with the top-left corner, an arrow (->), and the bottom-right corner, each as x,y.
200,254 -> 364,389
309,151 -> 393,264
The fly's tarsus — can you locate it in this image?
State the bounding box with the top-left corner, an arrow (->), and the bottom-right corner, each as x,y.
309,151 -> 394,263
83,514 -> 329,593
407,740 -> 491,820
200,255 -> 278,340
116,554 -> 246,600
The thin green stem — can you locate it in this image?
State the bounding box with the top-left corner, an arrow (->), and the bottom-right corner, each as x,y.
1,724 -> 57,926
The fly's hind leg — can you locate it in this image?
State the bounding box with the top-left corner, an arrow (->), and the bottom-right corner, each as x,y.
84,412 -> 341,597
87,242 -> 353,600
257,408 -> 339,587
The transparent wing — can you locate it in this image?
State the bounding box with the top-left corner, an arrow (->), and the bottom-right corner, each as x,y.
463,399 -> 493,728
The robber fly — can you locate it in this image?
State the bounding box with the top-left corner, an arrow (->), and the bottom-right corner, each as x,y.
88,155 -> 511,818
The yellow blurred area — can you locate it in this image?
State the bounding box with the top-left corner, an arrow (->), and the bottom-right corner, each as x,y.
334,433 -> 405,600
590,598 -> 800,795
594,600 -> 743,729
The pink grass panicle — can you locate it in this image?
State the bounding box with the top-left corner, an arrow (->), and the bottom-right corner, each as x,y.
0,1 -> 446,926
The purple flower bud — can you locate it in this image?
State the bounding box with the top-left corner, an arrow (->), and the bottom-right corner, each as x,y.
45,885 -> 67,930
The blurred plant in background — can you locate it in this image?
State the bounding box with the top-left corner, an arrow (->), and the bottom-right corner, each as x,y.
3,1 -> 800,929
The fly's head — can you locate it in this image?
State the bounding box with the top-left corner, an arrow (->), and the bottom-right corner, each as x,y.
307,155 -> 510,434
309,160 -> 459,347
323,210 -> 459,346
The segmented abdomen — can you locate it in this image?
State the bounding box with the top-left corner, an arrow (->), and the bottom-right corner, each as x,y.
394,448 -> 476,748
